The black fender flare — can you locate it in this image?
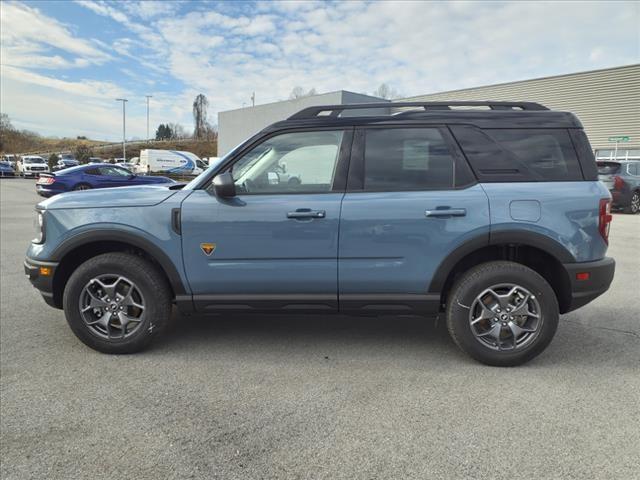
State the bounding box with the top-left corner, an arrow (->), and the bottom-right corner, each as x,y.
427,230 -> 576,294
50,229 -> 188,296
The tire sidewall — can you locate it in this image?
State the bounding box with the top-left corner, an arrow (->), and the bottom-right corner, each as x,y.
63,254 -> 169,353
447,262 -> 559,366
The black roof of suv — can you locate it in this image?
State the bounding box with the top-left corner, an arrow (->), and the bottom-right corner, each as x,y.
265,101 -> 584,132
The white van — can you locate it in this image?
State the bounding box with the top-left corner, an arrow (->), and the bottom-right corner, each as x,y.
137,149 -> 204,176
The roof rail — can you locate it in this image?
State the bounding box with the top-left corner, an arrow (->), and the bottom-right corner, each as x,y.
288,101 -> 549,119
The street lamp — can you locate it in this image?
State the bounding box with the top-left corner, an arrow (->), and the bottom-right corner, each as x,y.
115,98 -> 128,160
145,95 -> 152,141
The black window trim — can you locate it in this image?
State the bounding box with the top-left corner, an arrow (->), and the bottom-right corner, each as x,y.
203,126 -> 354,195
347,124 -> 477,193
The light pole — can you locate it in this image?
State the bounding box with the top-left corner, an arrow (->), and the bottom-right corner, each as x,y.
115,98 -> 128,160
145,95 -> 152,141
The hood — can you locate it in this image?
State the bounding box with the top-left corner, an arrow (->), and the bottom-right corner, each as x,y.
39,185 -> 179,210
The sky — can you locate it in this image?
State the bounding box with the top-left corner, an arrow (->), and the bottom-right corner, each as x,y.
1,0 -> 638,141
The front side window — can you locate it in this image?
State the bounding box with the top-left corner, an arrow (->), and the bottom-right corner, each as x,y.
99,166 -> 131,177
230,130 -> 344,194
363,128 -> 455,191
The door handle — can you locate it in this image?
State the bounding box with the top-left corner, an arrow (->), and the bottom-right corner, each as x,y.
287,209 -> 326,219
425,208 -> 467,218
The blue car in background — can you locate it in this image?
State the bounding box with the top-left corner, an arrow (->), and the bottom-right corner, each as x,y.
35,163 -> 175,197
0,161 -> 16,177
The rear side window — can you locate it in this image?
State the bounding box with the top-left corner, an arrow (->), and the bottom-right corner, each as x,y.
451,126 -> 583,182
597,162 -> 621,175
363,128 -> 455,191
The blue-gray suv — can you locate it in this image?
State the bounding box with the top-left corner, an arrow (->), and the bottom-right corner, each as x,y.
25,102 -> 615,366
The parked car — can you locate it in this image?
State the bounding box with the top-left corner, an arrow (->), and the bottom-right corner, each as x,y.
25,101 -> 615,366
18,156 -> 49,177
597,160 -> 640,214
137,149 -> 204,176
1,154 -> 18,168
0,161 -> 16,177
34,163 -> 175,197
88,157 -> 104,164
115,162 -> 136,172
54,158 -> 80,171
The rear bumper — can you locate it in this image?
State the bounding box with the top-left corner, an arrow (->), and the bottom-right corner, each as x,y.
24,257 -> 59,308
563,257 -> 615,312
35,185 -> 60,197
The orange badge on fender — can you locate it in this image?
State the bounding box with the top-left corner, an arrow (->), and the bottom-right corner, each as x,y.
200,243 -> 216,256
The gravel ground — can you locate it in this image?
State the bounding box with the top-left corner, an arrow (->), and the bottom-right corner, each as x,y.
1,179 -> 639,480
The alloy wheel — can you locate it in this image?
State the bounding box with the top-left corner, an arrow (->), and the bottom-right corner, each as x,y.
468,283 -> 542,351
78,274 -> 146,340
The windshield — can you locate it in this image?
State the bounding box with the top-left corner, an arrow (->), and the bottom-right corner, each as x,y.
24,158 -> 45,164
597,162 -> 621,175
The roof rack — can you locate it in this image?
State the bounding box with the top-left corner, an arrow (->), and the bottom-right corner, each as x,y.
288,101 -> 549,119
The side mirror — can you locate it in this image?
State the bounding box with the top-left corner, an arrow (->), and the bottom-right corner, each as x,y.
213,172 -> 236,198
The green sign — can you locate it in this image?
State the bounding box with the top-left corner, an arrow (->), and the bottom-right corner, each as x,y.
608,136 -> 630,142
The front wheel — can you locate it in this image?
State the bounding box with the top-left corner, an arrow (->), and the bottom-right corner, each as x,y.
63,253 -> 172,353
446,261 -> 559,366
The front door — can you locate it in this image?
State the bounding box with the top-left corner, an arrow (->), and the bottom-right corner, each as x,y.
338,126 -> 490,314
181,129 -> 352,312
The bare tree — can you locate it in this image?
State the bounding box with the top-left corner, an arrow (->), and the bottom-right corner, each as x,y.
168,123 -> 188,140
192,94 -> 209,139
289,86 -> 317,100
372,83 -> 401,100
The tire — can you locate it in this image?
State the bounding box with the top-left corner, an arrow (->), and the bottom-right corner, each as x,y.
73,183 -> 92,191
63,252 -> 172,354
623,191 -> 639,214
446,261 -> 559,366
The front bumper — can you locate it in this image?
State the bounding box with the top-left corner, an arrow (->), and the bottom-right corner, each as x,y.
563,257 -> 615,312
24,257 -> 59,308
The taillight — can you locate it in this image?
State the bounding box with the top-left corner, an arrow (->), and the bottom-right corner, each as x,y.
613,176 -> 625,190
37,176 -> 55,185
598,198 -> 612,245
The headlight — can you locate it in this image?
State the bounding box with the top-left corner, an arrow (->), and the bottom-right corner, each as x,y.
33,211 -> 45,244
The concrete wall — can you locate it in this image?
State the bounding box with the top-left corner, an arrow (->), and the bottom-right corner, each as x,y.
218,91 -> 385,155
399,64 -> 640,153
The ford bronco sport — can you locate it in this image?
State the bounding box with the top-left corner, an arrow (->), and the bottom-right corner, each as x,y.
25,101 -> 615,366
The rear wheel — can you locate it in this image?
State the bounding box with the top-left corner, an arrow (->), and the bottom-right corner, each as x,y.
446,261 -> 559,366
73,183 -> 91,191
624,191 -> 639,214
63,253 -> 172,353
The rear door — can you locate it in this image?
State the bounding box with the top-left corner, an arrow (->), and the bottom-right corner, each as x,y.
338,126 -> 489,314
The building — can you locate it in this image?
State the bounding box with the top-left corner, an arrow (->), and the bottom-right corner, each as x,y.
217,91 -> 387,156
401,64 -> 640,162
217,64 -> 639,159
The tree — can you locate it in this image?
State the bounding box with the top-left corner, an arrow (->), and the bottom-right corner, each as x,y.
48,153 -> 58,170
192,94 -> 209,139
372,83 -> 401,100
289,86 -> 317,100
155,123 -> 172,140
0,113 -> 13,132
74,144 -> 93,164
168,122 -> 187,140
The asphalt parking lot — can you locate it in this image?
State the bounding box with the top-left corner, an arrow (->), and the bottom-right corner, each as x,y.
1,178 -> 639,480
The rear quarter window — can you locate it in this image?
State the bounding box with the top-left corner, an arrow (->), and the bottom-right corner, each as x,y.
451,126 -> 583,182
597,162 -> 621,175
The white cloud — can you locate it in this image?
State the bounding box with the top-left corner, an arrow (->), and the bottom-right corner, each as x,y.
0,2 -> 111,68
2,0 -> 639,142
